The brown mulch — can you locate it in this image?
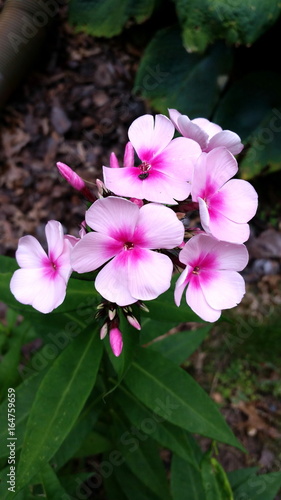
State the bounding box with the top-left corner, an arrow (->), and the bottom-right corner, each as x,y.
0,3 -> 281,495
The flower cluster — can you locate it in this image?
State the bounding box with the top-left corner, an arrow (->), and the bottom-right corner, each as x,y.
10,110 -> 258,355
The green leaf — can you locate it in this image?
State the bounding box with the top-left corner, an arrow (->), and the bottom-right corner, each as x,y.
213,72 -> 281,179
175,0 -> 281,53
0,369 -> 48,459
112,414 -> 171,500
227,467 -> 259,491
124,348 -> 244,450
233,471 -> 281,500
201,454 -> 233,500
115,384 -> 201,469
17,325 -> 103,489
74,431 -> 112,457
113,461 -> 162,500
171,454 -> 205,500
103,469 -> 128,500
134,26 -> 232,117
69,0 -> 158,38
148,326 -> 210,364
140,317 -> 176,344
40,464 -> 69,500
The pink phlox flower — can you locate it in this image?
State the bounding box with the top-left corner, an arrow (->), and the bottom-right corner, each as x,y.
175,233 -> 249,322
191,147 -> 258,244
169,109 -> 244,155
10,220 -> 73,313
71,196 -> 184,306
102,114 -> 201,204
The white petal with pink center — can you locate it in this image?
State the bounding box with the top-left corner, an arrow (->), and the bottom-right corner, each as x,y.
10,220 -> 72,314
174,234 -> 248,322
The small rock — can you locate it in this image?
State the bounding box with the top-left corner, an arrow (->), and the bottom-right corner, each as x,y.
50,106 -> 72,135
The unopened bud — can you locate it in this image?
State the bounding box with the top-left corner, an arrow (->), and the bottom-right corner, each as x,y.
139,302 -> 149,313
96,178 -> 107,198
109,152 -> 120,168
127,315 -> 141,331
100,323 -> 108,340
130,198 -> 143,208
123,141 -> 135,168
109,327 -> 123,357
108,308 -> 116,321
56,162 -> 96,201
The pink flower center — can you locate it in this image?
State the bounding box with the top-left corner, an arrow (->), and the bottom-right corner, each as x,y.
138,161 -> 151,180
124,242 -> 134,251
192,266 -> 200,275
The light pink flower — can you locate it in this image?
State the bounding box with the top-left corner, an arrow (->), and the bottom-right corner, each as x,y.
175,234 -> 249,322
71,196 -> 184,306
169,109 -> 243,155
102,114 -> 201,204
191,148 -> 258,244
10,221 -> 73,313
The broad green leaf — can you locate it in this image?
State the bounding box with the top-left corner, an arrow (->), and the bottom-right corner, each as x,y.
115,384 -> 201,469
140,317 -> 176,344
103,470 -> 128,500
40,464 -> 69,499
74,431 -> 112,458
227,467 -> 259,491
175,0 -> 281,53
113,461 -> 161,500
201,454 -> 233,500
59,473 -> 93,498
112,414 -> 171,500
0,369 -> 48,459
17,325 -> 103,489
142,273 -> 201,323
213,72 -> 281,179
171,454 -> 205,500
0,321 -> 27,399
134,26 -> 232,117
148,326 -> 210,364
52,398 -> 102,469
233,471 -> 281,500
124,348 -> 244,450
69,0 -> 158,37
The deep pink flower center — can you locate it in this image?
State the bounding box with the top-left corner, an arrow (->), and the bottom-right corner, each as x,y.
124,242 -> 134,251
192,266 -> 200,275
138,161 -> 151,180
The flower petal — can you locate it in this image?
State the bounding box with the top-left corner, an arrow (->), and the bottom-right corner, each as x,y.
137,203 -> 184,249
215,179 -> 258,223
128,248 -> 173,301
177,116 -> 209,150
186,278 -> 221,322
153,137 -> 201,179
45,220 -> 64,261
10,268 -> 67,313
128,114 -> 174,160
207,130 -> 244,155
95,253 -> 136,306
85,196 -> 139,238
210,240 -> 249,271
71,232 -> 122,273
208,210 -> 250,243
15,235 -> 47,269
191,118 -> 222,138
174,266 -> 190,306
201,270 -> 246,310
197,198 -> 211,234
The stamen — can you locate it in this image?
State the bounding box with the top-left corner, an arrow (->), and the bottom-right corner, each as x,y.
138,161 -> 151,180
124,242 -> 134,251
192,266 -> 200,275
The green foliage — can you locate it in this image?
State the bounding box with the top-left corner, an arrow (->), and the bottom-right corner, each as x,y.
174,0 -> 281,52
0,253 -> 280,498
69,0 -> 158,37
134,26 -> 233,118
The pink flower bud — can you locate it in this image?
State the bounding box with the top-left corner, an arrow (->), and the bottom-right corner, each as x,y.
56,162 -> 96,202
100,323 -> 108,340
130,198 -> 143,208
109,327 -> 123,357
57,162 -> 85,190
126,315 -> 141,331
109,152 -> 120,168
123,141 -> 135,168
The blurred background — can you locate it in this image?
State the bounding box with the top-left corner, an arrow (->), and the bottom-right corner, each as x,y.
0,0 -> 281,483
